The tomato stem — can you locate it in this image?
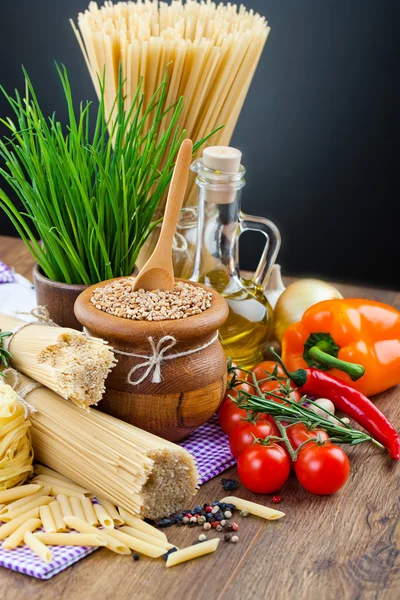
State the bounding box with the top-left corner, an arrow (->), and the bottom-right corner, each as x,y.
274,421 -> 297,461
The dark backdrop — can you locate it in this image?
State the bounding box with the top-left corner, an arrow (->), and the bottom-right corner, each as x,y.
0,1 -> 396,287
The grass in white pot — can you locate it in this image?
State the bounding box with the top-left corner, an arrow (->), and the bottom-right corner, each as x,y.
0,65 -> 218,285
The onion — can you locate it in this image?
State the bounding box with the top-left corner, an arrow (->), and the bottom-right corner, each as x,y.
274,279 -> 343,342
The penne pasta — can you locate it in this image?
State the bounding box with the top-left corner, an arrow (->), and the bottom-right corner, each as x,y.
0,484 -> 42,504
63,516 -> 130,555
2,518 -> 42,550
24,530 -> 52,563
97,497 -> 124,526
2,496 -> 53,521
166,538 -> 220,567
94,503 -> 114,529
49,501 -> 67,532
32,475 -> 90,495
34,533 -> 106,547
118,507 -> 167,541
0,486 -> 51,515
0,508 -> 40,540
120,526 -> 175,550
70,497 -> 86,521
56,495 -> 73,519
82,497 -> 98,526
219,497 -> 285,520
34,465 -> 75,483
105,528 -> 167,558
32,479 -> 85,499
39,505 -> 56,533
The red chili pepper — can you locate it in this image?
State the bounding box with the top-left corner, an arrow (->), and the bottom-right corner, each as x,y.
293,368 -> 400,460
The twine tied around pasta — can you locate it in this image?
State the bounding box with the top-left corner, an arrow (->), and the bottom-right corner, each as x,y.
84,329 -> 219,385
0,368 -> 39,418
2,305 -> 59,353
17,305 -> 58,327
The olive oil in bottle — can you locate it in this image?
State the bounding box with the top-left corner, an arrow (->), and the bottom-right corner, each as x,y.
190,147 -> 280,368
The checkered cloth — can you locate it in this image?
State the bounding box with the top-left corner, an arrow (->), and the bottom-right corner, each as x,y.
181,414 -> 236,484
0,415 -> 234,579
0,260 -> 15,284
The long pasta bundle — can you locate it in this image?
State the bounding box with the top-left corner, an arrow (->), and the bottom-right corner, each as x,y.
5,370 -> 198,520
72,0 -> 270,213
0,382 -> 33,490
0,313 -> 115,409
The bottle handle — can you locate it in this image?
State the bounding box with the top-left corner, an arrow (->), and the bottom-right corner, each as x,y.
239,212 -> 281,291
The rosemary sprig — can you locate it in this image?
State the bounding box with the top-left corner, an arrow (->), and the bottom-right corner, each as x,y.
0,64 -> 221,285
230,367 -> 384,454
0,330 -> 12,376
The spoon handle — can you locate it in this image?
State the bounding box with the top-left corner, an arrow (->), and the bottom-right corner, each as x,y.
155,139 -> 193,252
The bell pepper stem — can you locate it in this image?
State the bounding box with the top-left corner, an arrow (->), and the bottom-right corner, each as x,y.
308,346 -> 365,381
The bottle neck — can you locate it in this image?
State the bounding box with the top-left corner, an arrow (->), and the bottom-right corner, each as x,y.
190,159 -> 246,292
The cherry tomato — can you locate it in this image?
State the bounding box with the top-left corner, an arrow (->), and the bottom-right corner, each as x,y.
295,442 -> 350,495
228,362 -> 248,384
222,382 -> 254,406
237,443 -> 290,494
229,420 -> 279,459
287,423 -> 330,451
249,361 -> 285,383
259,378 -> 302,404
218,398 -> 248,435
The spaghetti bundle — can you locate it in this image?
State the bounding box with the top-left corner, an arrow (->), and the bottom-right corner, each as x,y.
5,370 -> 198,520
0,382 -> 33,490
0,313 -> 116,409
72,0 -> 270,212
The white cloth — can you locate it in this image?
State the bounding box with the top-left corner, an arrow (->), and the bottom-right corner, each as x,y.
0,273 -> 37,321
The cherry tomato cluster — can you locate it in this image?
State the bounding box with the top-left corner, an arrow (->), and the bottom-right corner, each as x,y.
219,361 -> 350,496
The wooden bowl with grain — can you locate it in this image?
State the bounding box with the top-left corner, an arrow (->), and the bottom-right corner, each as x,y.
74,278 -> 229,442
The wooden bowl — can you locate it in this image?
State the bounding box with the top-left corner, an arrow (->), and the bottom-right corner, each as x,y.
33,264 -> 87,330
74,278 -> 229,441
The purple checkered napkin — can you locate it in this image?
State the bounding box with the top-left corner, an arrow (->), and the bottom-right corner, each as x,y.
0,415 -> 234,579
0,260 -> 15,284
180,413 -> 236,484
0,527 -> 97,580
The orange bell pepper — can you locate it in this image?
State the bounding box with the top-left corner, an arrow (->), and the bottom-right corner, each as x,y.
281,298 -> 400,397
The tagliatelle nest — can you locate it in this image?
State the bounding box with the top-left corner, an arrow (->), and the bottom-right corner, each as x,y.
0,382 -> 33,490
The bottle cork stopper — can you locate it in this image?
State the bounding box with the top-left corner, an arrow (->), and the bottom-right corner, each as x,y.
203,147 -> 242,173
202,147 -> 242,204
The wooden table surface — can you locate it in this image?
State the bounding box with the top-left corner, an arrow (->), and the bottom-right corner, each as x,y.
0,235 -> 399,600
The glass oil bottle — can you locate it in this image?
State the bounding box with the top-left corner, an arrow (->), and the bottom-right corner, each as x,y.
190,147 -> 281,368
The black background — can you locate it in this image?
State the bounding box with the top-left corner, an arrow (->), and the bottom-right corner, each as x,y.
0,1 -> 396,287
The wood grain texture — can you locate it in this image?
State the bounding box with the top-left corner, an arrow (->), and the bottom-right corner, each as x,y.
33,264 -> 87,330
0,236 -> 399,600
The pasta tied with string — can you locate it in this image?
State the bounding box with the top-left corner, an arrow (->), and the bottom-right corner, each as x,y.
0,382 -> 34,490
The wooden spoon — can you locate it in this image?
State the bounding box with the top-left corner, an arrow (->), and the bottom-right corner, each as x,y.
133,138 -> 193,291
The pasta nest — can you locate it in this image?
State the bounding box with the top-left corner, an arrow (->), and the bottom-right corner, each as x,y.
0,382 -> 34,490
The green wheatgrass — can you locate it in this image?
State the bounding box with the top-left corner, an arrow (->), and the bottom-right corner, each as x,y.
0,65 -> 220,285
